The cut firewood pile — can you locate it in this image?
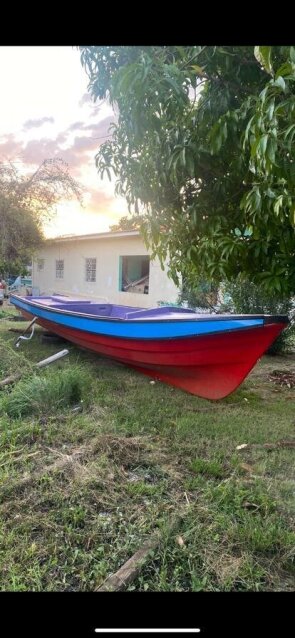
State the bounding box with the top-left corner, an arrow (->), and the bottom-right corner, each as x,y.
269,369 -> 295,388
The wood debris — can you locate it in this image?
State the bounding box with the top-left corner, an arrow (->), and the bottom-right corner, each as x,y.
269,370 -> 295,388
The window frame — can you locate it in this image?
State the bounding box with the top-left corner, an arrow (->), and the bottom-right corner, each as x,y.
55,259 -> 64,280
119,255 -> 150,294
85,257 -> 97,283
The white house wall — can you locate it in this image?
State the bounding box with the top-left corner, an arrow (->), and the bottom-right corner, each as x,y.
32,234 -> 179,308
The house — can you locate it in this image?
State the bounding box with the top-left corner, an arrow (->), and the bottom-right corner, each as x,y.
32,230 -> 180,308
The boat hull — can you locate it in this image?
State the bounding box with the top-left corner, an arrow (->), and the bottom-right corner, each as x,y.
17,307 -> 285,400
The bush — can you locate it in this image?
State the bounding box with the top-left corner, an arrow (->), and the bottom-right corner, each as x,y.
222,276 -> 295,354
178,279 -> 219,310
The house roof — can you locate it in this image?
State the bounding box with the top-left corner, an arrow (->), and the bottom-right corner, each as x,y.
46,230 -> 141,244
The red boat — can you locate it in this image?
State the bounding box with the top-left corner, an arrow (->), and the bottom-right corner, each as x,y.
10,294 -> 289,400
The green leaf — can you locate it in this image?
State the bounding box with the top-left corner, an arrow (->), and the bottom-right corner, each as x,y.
250,136 -> 261,159
254,46 -> 273,76
259,134 -> 268,156
273,75 -> 286,91
273,277 -> 282,293
275,62 -> 295,79
289,203 -> 295,225
254,189 -> 261,212
266,99 -> 275,121
266,138 -> 277,163
274,195 -> 283,215
265,187 -> 276,199
284,124 -> 295,148
191,65 -> 205,76
244,115 -> 255,145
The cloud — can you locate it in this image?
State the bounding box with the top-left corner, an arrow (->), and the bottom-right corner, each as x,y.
23,132 -> 69,165
2,116 -> 115,181
56,137 -> 101,174
83,115 -> 115,138
21,133 -> 99,175
72,135 -> 101,152
67,121 -> 85,131
87,188 -> 114,211
78,93 -> 94,107
39,116 -> 116,174
23,116 -> 55,130
66,115 -> 115,137
0,134 -> 24,159
90,106 -> 104,118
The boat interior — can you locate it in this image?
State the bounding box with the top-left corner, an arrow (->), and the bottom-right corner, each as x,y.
24,296 -> 199,320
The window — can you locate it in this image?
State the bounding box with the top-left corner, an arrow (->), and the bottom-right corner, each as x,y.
85,258 -> 96,282
56,259 -> 64,279
119,255 -> 150,294
37,259 -> 45,272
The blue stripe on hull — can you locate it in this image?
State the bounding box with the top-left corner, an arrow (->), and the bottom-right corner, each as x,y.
11,297 -> 264,340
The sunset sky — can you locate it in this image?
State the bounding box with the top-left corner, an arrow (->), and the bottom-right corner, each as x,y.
0,46 -> 128,237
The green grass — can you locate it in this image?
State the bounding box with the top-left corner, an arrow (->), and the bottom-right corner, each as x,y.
1,365 -> 92,418
0,316 -> 294,591
190,457 -> 227,479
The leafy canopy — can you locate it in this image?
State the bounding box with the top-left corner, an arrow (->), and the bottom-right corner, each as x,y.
109,214 -> 143,232
80,46 -> 295,296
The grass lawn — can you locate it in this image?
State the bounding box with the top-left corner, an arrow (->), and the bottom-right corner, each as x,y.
0,303 -> 294,591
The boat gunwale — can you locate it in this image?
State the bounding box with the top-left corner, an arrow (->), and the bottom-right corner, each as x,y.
10,295 -> 289,327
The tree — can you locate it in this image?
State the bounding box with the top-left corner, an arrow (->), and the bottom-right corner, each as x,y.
0,158 -> 81,274
109,214 -> 143,232
80,46 -> 295,296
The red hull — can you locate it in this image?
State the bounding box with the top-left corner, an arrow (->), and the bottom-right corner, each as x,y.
21,310 -> 285,399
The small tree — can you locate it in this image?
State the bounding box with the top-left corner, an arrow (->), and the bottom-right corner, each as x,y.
0,158 -> 82,274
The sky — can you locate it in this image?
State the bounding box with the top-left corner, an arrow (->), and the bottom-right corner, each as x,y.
0,46 -> 128,237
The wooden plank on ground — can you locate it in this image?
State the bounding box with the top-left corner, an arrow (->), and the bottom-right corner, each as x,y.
96,511 -> 188,592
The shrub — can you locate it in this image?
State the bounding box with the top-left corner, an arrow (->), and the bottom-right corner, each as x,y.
222,276 -> 295,354
178,279 -> 219,310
